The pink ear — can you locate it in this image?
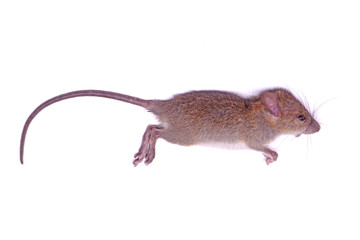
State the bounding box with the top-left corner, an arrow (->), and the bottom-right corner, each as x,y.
261,92 -> 280,117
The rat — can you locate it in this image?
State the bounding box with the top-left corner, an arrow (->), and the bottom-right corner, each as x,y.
20,88 -> 320,166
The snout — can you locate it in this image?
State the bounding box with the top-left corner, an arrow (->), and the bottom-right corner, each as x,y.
303,118 -> 321,135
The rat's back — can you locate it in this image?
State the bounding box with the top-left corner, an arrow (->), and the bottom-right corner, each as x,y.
148,91 -> 253,145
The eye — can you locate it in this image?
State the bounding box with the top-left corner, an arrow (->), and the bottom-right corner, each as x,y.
298,115 -> 306,121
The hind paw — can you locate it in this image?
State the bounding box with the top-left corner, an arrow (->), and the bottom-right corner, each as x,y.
132,125 -> 161,167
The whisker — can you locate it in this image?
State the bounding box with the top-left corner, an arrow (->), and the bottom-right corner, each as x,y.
279,135 -> 290,146
288,86 -> 312,112
313,97 -> 338,116
274,135 -> 290,150
302,92 -> 311,113
308,135 -> 314,160
306,135 -> 309,160
290,87 -> 304,104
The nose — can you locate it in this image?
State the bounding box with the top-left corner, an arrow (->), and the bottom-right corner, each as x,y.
312,119 -> 321,133
304,119 -> 321,134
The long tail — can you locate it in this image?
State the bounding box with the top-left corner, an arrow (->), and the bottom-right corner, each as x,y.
20,90 -> 150,164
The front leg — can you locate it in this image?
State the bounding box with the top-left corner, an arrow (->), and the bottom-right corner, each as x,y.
248,145 -> 278,165
263,148 -> 278,165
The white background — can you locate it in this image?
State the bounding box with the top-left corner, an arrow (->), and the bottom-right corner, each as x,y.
1,0 -> 359,239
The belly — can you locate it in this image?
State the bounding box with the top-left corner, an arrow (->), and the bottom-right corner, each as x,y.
199,141 -> 249,150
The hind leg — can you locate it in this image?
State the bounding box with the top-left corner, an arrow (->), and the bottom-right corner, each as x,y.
133,125 -> 162,167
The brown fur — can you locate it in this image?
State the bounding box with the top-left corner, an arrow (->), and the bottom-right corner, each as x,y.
139,88 -> 320,165
20,88 -> 320,166
147,89 -> 319,151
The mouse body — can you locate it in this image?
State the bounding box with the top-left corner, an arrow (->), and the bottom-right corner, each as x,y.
20,88 -> 320,166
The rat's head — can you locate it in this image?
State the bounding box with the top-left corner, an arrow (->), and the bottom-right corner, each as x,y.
261,88 -> 320,137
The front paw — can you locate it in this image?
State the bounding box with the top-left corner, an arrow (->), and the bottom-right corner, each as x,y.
264,151 -> 278,165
